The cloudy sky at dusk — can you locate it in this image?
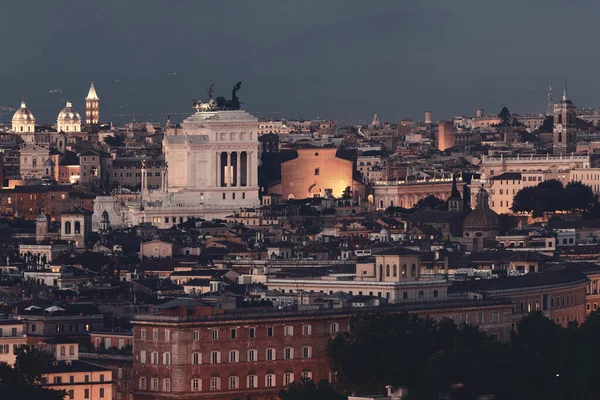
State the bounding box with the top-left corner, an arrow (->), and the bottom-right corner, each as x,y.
1,0 -> 598,124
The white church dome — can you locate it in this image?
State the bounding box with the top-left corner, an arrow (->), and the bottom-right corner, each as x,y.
12,101 -> 35,133
12,101 -> 35,123
58,101 -> 81,123
57,100 -> 81,132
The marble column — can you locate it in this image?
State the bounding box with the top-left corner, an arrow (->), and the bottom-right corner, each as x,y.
216,152 -> 221,187
247,151 -> 252,186
236,152 -> 241,187
227,152 -> 232,187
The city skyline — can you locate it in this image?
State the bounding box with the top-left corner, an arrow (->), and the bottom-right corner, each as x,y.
2,0 -> 600,124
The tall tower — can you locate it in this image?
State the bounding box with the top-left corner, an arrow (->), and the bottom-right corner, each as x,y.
547,83 -> 553,115
552,83 -> 577,154
437,120 -> 455,151
85,81 -> 100,133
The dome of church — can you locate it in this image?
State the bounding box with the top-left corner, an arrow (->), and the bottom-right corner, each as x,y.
57,101 -> 81,123
57,101 -> 81,132
380,228 -> 389,236
463,186 -> 499,230
463,208 -> 499,230
12,101 -> 35,123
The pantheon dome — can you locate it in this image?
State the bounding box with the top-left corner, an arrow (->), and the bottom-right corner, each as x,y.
57,101 -> 81,132
12,101 -> 35,133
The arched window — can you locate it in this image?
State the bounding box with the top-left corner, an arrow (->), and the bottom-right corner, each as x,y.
20,126 -> 23,132
411,264 -> 417,277
163,352 -> 171,365
32,158 -> 37,167
60,346 -> 66,356
393,265 -> 397,277
69,345 -> 74,355
402,264 -> 407,276
64,221 -> 71,235
74,221 -> 81,234
386,264 -> 390,277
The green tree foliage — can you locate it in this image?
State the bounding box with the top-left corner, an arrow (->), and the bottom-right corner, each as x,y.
496,106 -> 523,127
511,179 -> 594,215
279,378 -> 345,400
542,116 -> 554,132
498,106 -> 511,125
342,186 -> 352,199
103,135 -> 124,147
414,195 -> 445,210
327,311 -> 600,400
0,346 -> 66,400
565,181 -> 595,211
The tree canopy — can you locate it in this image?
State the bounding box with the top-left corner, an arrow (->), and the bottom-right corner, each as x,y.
414,195 -> 445,210
279,378 -> 345,400
327,310 -> 600,400
511,180 -> 594,216
0,346 -> 66,400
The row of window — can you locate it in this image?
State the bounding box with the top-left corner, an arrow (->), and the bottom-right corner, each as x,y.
112,172 -> 160,177
381,263 -> 417,278
517,293 -> 582,314
222,192 -> 246,200
139,372 -> 312,392
66,388 -> 105,400
141,324 -> 337,341
0,327 -> 19,337
53,374 -> 105,384
140,346 -> 312,365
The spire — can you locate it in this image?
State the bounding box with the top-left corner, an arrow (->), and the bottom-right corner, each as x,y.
20,100 -> 27,108
547,83 -> 553,115
66,100 -> 72,108
86,81 -> 99,100
562,78 -> 567,102
450,175 -> 461,199
371,113 -> 380,126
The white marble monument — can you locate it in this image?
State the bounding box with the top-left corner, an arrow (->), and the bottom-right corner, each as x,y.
92,84 -> 260,230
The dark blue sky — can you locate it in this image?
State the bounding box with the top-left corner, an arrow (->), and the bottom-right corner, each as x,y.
1,0 -> 599,125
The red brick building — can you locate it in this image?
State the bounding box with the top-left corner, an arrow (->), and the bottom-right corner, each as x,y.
132,299 -> 513,400
0,185 -> 95,220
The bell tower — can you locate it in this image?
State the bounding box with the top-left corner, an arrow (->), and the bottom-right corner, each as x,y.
553,83 -> 577,154
85,81 -> 100,133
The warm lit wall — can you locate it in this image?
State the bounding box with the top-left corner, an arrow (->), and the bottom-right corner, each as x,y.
274,148 -> 353,199
45,369 -> 112,400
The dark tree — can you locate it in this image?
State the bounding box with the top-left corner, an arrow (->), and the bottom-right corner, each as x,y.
0,346 -> 66,400
498,106 -> 511,125
511,186 -> 537,213
341,186 -> 352,199
541,116 -> 554,132
564,181 -> 595,211
278,378 -> 345,400
103,135 -> 124,147
414,195 -> 445,210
